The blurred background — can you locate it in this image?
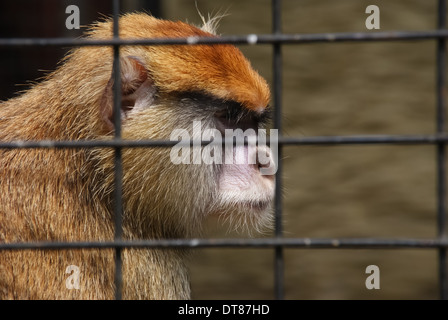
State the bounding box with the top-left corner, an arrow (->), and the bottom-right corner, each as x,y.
0,0 -> 444,299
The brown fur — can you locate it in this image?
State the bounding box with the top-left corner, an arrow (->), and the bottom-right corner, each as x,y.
0,13 -> 270,299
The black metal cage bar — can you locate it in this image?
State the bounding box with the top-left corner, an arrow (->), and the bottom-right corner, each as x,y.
0,0 -> 447,300
112,0 -> 124,301
2,29 -> 448,47
437,0 -> 447,300
272,0 -> 284,301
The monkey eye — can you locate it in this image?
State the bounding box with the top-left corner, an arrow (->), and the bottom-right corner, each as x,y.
215,109 -> 265,133
214,105 -> 245,129
215,105 -> 241,122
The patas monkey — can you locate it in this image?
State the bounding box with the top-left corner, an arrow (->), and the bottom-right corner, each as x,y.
0,13 -> 274,299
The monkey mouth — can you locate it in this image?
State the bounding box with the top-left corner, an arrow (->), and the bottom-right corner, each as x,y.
240,199 -> 272,212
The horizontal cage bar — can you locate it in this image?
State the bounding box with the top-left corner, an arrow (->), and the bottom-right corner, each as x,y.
1,134 -> 448,149
1,238 -> 448,250
0,29 -> 448,47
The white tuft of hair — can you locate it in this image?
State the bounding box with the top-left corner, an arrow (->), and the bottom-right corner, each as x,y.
195,3 -> 228,35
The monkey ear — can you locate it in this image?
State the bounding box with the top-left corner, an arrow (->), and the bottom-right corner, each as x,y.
100,56 -> 156,132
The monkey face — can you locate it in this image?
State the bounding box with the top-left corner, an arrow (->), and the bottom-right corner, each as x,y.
99,90 -> 275,237
202,97 -> 276,234
93,15 -> 274,237
166,94 -> 276,235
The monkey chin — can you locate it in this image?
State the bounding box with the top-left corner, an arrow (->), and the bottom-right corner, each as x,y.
213,196 -> 274,236
211,173 -> 275,236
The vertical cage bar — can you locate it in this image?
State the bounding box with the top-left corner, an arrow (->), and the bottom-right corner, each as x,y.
437,0 -> 448,300
112,0 -> 124,301
272,0 -> 284,300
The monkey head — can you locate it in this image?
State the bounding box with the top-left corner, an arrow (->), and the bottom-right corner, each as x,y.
84,14 -> 275,239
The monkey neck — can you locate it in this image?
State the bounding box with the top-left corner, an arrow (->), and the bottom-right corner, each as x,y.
122,209 -> 200,240
123,248 -> 191,299
0,146 -> 193,299
87,152 -> 195,299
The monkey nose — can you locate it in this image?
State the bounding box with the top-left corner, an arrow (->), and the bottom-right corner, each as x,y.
253,145 -> 276,178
